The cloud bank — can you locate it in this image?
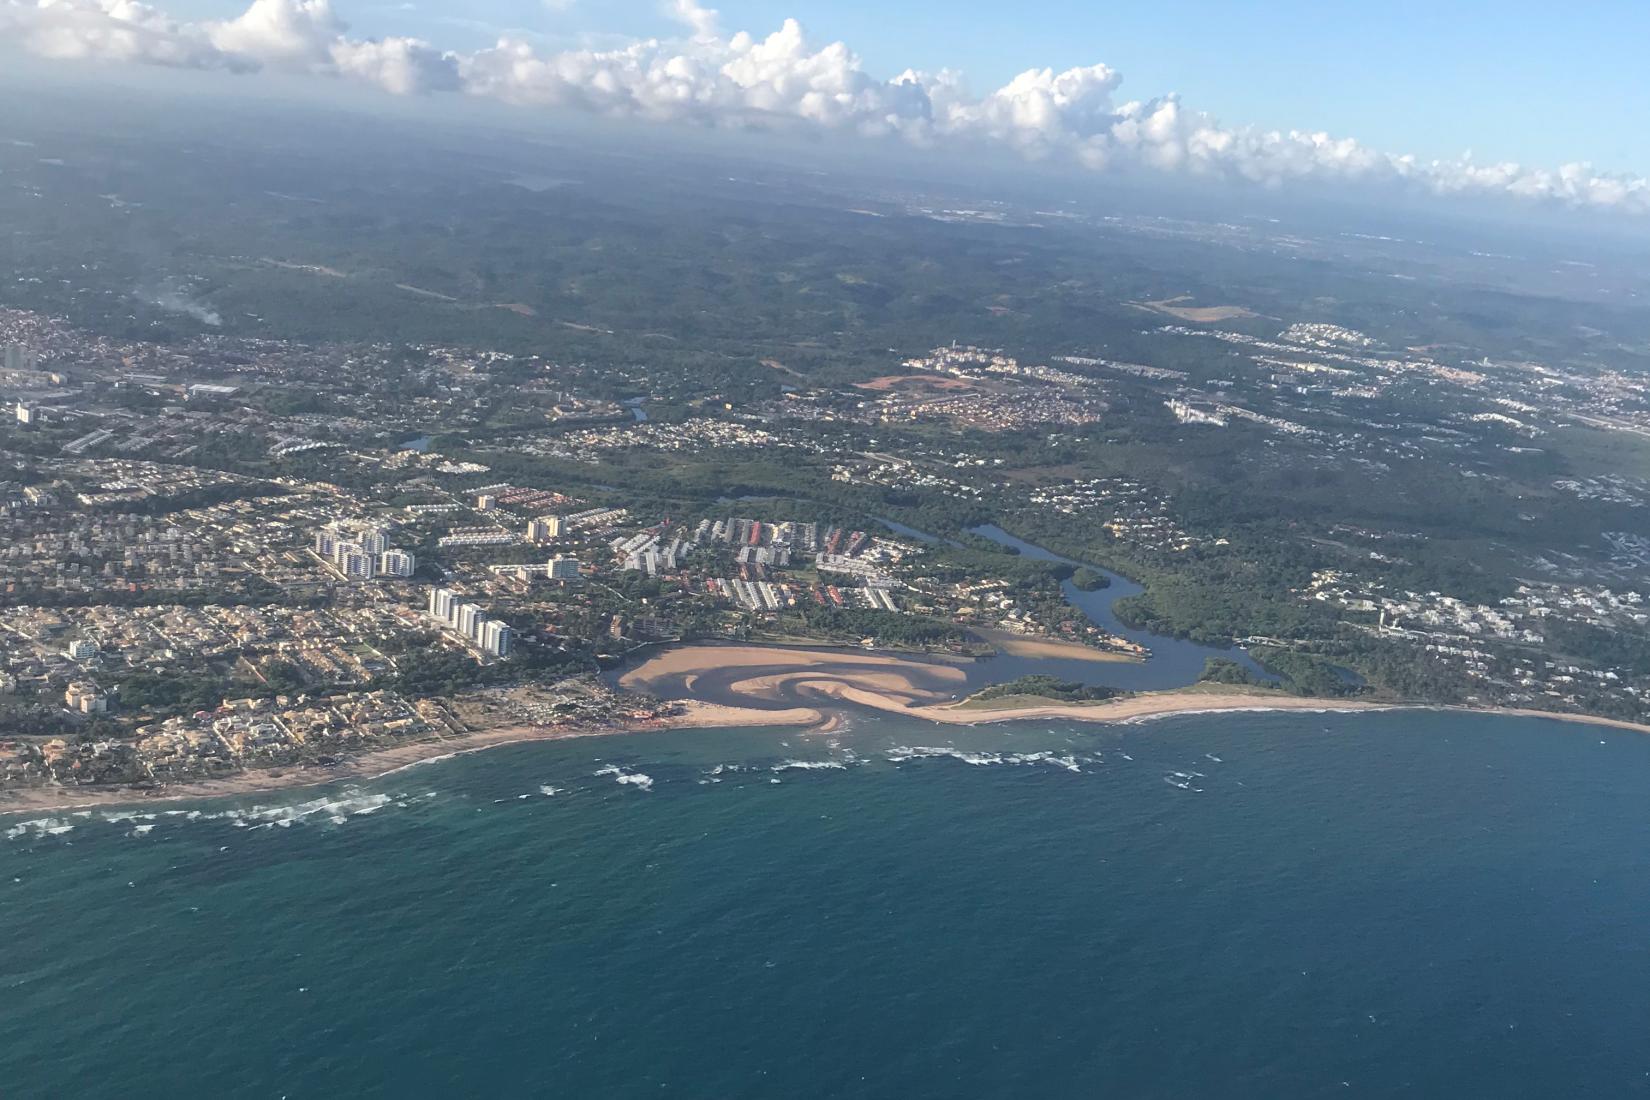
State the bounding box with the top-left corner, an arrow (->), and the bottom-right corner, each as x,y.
5,0 -> 1648,215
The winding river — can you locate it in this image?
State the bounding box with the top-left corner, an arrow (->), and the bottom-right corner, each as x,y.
613,519 -> 1275,705
964,524 -> 1275,691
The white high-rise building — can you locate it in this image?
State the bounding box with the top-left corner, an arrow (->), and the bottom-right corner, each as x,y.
314,530 -> 337,557
379,550 -> 416,578
481,620 -> 513,658
527,515 -> 565,543
338,548 -> 376,580
428,587 -> 455,622
427,589 -> 512,657
548,556 -> 582,580
357,527 -> 389,556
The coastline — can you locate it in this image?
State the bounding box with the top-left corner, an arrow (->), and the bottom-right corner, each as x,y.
0,699 -> 825,819
8,652 -> 1650,817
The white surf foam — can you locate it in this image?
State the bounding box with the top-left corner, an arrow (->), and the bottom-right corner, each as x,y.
4,817 -> 77,840
885,746 -> 1084,772
594,765 -> 654,791
770,759 -> 850,773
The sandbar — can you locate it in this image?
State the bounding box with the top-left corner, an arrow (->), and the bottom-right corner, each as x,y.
975,629 -> 1140,663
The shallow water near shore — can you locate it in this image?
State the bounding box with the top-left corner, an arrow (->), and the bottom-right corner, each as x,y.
4,708 -> 1648,1097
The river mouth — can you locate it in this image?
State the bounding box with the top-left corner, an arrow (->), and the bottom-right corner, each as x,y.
966,524 -> 1278,690
613,526 -> 1276,708
619,643 -> 969,712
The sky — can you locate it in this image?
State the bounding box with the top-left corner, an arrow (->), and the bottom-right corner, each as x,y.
6,0 -> 1650,217
266,0 -> 1650,173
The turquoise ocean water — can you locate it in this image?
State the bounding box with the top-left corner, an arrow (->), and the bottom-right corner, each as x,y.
3,709 -> 1648,1097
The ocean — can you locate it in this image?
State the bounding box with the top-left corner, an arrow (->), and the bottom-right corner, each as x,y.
3,709 -> 1648,1098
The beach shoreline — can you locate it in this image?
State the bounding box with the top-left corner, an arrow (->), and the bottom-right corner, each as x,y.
8,644 -> 1649,817
0,699 -> 825,818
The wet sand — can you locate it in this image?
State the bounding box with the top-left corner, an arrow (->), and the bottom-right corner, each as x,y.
622,645 -> 1650,738
895,689 -> 1392,725
11,646 -> 1648,817
621,644 -> 969,708
975,629 -> 1141,663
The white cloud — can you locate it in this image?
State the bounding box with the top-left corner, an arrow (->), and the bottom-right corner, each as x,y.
3,0 -> 1647,216
668,0 -> 718,42
2,0 -> 236,70
329,33 -> 457,95
207,0 -> 338,64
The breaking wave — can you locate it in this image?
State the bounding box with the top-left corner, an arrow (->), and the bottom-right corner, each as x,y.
6,789 -> 432,840
885,746 -> 1085,772
770,759 -> 851,773
5,816 -> 78,840
594,765 -> 654,792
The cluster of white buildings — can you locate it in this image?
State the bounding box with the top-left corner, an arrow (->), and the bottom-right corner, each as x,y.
436,526 -> 516,549
65,680 -> 109,714
488,556 -> 584,582
815,553 -> 894,586
427,588 -> 514,658
1165,399 -> 1230,427
562,506 -> 629,529
613,532 -> 687,576
313,522 -> 416,581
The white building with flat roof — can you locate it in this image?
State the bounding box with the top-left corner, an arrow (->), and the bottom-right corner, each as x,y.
379,550 -> 416,578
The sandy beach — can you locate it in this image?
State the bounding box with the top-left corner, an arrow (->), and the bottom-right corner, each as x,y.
0,698 -> 824,818
9,643 -> 1649,817
908,690 -> 1393,725
814,679 -> 1650,735
623,645 -> 1650,735
973,629 -> 1141,663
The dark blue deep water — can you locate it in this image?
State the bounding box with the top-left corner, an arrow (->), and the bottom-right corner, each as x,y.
4,709 -> 1648,1098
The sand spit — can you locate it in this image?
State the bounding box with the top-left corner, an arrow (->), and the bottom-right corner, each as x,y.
974,629 -> 1140,663
621,644 -> 968,704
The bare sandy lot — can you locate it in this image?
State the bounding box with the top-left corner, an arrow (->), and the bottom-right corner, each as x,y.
853,374 -> 977,392
1135,296 -> 1256,323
